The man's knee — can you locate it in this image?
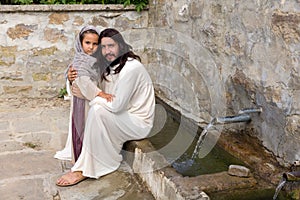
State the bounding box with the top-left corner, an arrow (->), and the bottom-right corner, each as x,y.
89,104 -> 110,118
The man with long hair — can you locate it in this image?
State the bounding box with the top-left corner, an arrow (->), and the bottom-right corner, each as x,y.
56,28 -> 155,186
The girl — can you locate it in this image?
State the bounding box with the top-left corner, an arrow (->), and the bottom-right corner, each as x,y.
55,25 -> 113,162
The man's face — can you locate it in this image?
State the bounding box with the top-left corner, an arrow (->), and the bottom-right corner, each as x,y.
101,37 -> 120,62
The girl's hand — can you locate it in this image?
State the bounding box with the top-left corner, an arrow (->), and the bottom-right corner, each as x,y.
98,91 -> 115,102
71,83 -> 85,99
68,66 -> 78,83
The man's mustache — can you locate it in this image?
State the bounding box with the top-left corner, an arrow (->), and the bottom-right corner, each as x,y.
105,53 -> 116,58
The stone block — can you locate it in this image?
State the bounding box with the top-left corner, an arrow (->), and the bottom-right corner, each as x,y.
0,46 -> 17,66
190,0 -> 204,19
3,85 -> 32,94
228,164 -> 251,177
32,72 -> 51,81
6,24 -> 34,40
49,13 -> 69,24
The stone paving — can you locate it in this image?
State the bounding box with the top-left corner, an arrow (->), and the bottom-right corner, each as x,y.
0,97 -> 155,200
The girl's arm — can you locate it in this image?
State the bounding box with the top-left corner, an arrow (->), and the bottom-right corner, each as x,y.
68,67 -> 114,102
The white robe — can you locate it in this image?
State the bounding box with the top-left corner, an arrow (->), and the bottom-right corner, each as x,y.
71,58 -> 155,178
54,77 -> 101,161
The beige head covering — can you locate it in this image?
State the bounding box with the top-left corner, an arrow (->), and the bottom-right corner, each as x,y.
72,25 -> 100,81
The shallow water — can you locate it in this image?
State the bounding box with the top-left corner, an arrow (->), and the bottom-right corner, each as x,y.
273,179 -> 286,200
208,188 -> 288,200
148,113 -> 245,176
173,143 -> 245,176
148,103 -> 293,199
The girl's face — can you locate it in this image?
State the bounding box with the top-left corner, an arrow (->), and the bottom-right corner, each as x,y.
101,37 -> 120,62
82,33 -> 99,55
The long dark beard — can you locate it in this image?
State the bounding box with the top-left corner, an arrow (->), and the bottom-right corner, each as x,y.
108,56 -> 121,68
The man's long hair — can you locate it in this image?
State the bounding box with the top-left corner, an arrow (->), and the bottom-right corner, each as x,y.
98,28 -> 141,81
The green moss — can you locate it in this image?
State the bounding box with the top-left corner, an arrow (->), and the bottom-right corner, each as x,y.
24,142 -> 39,149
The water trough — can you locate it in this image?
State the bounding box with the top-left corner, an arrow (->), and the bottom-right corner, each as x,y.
123,97 -> 291,199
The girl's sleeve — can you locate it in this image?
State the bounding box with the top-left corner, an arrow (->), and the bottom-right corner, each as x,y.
74,76 -> 101,101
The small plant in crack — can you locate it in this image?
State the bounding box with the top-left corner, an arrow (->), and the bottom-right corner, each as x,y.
24,142 -> 39,149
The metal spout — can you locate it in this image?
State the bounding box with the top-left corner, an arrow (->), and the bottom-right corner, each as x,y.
238,107 -> 263,114
283,171 -> 300,182
215,114 -> 251,124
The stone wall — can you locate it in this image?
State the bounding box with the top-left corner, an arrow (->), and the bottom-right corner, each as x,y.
1,1 -> 300,165
147,0 -> 300,165
0,5 -> 148,98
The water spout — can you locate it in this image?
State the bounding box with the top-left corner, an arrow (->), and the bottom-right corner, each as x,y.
215,114 -> 251,124
179,107 -> 262,168
215,107 -> 262,124
283,171 -> 300,182
238,107 -> 263,114
273,171 -> 300,199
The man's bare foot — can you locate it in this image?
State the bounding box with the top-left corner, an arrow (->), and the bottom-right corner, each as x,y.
56,171 -> 87,187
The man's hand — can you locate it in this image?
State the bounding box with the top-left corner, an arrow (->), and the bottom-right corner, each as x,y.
68,66 -> 77,83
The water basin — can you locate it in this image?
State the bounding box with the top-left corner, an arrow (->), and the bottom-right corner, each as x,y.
208,188 -> 288,200
142,99 -> 294,199
148,109 -> 245,177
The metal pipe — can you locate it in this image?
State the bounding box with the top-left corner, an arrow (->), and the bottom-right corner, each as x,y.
238,107 -> 263,114
283,171 -> 300,182
215,114 -> 251,124
213,107 -> 262,125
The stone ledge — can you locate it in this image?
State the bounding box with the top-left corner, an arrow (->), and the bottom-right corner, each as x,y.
0,4 -> 147,12
124,139 -> 210,200
124,139 -> 261,199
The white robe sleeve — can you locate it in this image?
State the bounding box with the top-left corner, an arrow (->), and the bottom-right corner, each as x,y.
74,76 -> 101,101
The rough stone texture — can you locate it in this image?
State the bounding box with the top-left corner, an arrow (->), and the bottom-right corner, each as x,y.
272,10 -> 300,43
129,139 -> 261,200
0,5 -> 148,100
0,0 -> 300,171
0,98 -> 155,200
147,0 -> 300,166
228,164 -> 251,177
132,144 -> 210,200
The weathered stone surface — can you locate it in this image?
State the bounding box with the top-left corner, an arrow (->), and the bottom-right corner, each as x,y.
32,46 -> 58,56
3,85 -> 32,94
0,4 -> 138,12
44,28 -> 67,43
0,151 -> 60,180
189,0 -> 203,19
0,71 -> 23,80
291,91 -> 300,114
148,0 -> 300,165
132,146 -> 209,200
6,23 -> 35,40
0,98 -> 154,200
49,13 -> 69,24
72,16 -> 84,26
32,72 -> 51,81
272,10 -> 300,43
175,171 -> 257,193
228,164 -> 251,177
0,140 -> 25,152
0,46 -> 16,66
0,0 -> 300,168
0,178 -> 56,200
0,6 -> 149,100
91,15 -> 109,27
